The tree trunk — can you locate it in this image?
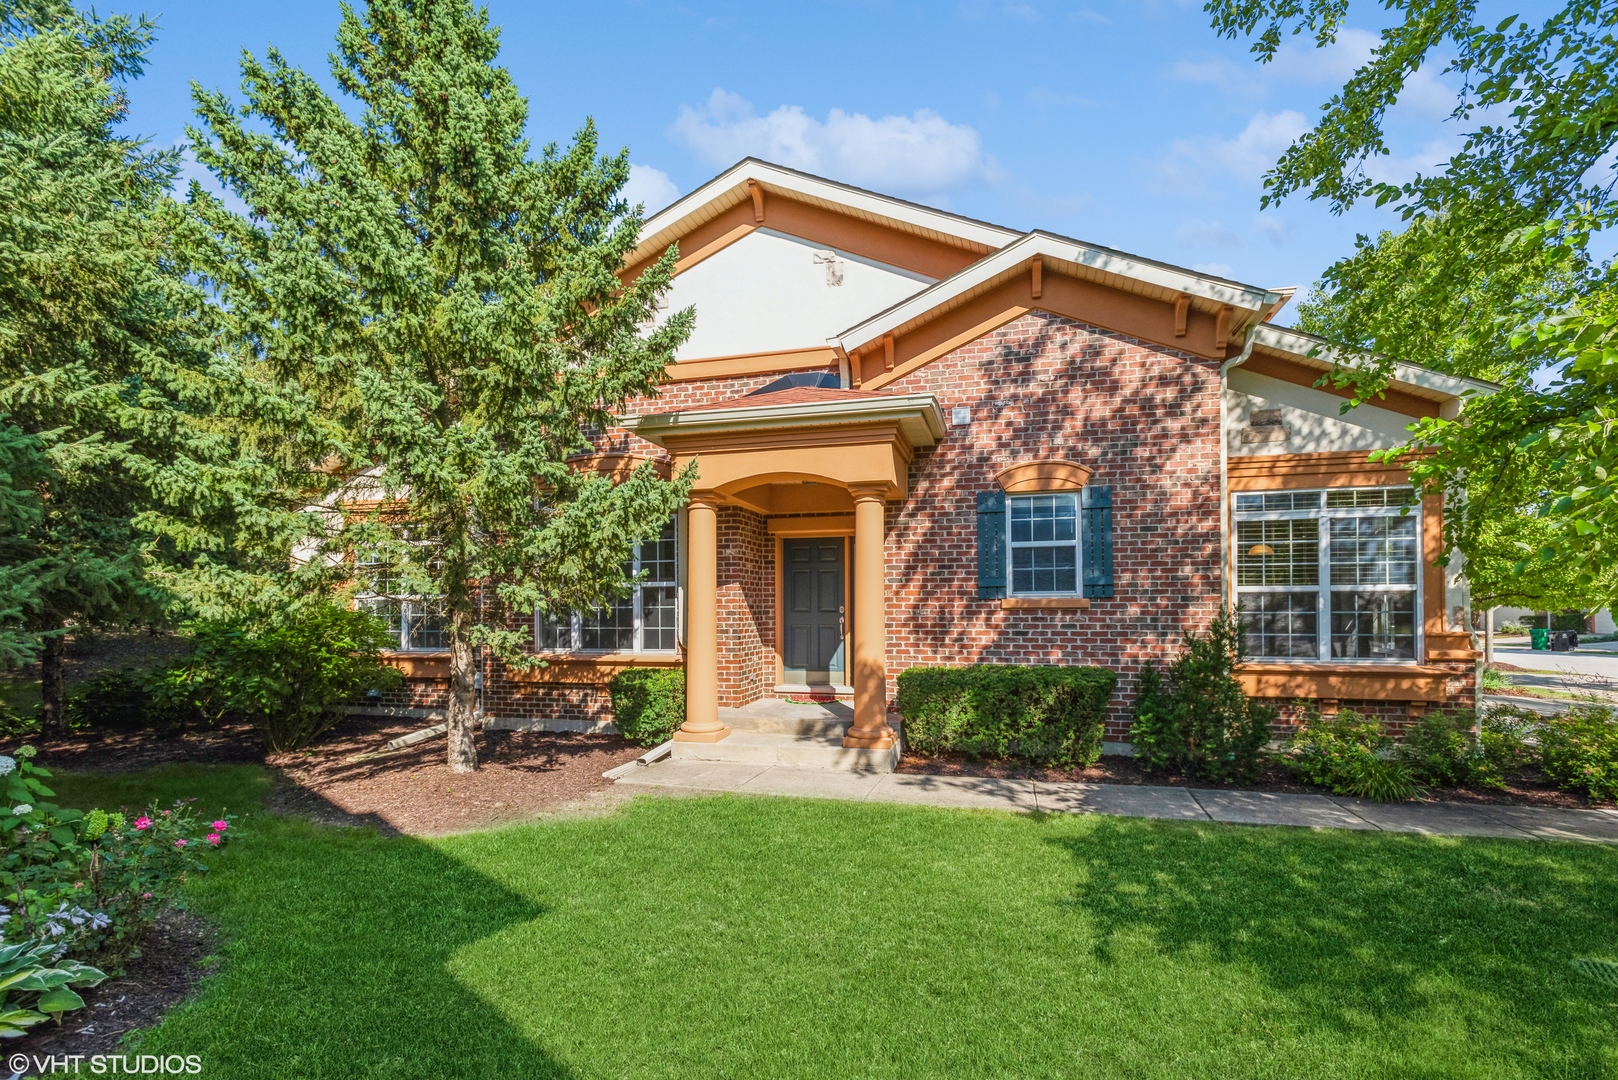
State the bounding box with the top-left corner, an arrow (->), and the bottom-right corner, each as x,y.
39,628 -> 66,731
446,608 -> 478,773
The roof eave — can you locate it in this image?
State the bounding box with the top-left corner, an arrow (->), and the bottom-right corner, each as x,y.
624,393 -> 947,448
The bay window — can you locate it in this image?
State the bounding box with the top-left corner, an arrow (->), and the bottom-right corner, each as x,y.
1234,487 -> 1420,661
538,521 -> 678,653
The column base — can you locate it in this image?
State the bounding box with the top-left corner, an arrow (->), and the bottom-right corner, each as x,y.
842,727 -> 895,750
673,724 -> 732,744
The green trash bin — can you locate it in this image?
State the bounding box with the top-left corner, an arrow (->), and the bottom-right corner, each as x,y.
1530,627 -> 1550,650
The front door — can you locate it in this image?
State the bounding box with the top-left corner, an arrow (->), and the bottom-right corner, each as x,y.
782,537 -> 846,685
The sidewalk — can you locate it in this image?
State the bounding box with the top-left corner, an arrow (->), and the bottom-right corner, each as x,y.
613,759 -> 1618,843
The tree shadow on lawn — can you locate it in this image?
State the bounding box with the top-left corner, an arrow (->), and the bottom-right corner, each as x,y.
1049,817 -> 1618,1074
127,785 -> 580,1080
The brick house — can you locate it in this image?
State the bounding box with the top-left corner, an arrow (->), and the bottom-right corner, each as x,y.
371,159 -> 1488,760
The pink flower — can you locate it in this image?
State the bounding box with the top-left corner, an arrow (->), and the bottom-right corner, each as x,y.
133,817 -> 152,831
211,821 -> 228,832
141,892 -> 152,900
206,833 -> 221,846
161,810 -> 170,816
173,838 -> 187,848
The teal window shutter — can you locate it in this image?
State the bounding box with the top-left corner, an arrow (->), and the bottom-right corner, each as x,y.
976,490 -> 1006,598
1082,485 -> 1114,598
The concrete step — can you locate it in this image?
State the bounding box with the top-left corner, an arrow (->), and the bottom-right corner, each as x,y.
719,698 -> 857,737
672,731 -> 899,773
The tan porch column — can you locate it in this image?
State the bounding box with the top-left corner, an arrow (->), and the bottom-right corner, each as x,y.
675,493 -> 730,743
844,485 -> 895,749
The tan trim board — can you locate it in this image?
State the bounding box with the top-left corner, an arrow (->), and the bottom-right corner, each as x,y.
1000,596 -> 1091,610
664,347 -> 838,382
1239,663 -> 1455,702
996,459 -> 1093,493
767,515 -> 857,536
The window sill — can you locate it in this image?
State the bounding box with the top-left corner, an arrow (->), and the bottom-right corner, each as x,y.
1001,596 -> 1090,610
1237,661 -> 1457,703
509,652 -> 683,685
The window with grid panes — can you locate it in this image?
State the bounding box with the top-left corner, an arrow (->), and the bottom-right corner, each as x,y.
1009,493 -> 1080,594
537,520 -> 679,652
354,545 -> 448,651
1233,487 -> 1419,661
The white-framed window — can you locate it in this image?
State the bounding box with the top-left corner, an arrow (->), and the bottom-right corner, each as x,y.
355,547 -> 448,652
1009,492 -> 1081,595
1234,486 -> 1421,662
537,521 -> 678,653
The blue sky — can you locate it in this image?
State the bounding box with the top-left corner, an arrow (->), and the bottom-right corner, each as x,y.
131,0 -> 1496,324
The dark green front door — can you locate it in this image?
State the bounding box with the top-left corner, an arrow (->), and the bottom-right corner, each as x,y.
783,537 -> 845,684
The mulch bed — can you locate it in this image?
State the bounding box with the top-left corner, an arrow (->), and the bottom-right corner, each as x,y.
8,908 -> 216,1062
896,752 -> 1611,809
18,714 -> 647,837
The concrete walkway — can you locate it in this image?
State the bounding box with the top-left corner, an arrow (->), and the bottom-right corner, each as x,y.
613,759 -> 1618,843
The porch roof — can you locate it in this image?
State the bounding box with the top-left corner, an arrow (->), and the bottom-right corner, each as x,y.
624,388 -> 946,449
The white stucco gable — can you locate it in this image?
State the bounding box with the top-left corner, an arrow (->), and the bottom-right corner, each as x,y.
1225,368 -> 1419,456
663,228 -> 934,362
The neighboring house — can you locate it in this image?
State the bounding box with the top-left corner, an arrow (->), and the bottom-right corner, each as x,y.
369,159 -> 1489,751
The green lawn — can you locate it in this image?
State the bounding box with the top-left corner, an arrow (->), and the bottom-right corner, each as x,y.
48,768 -> 1618,1079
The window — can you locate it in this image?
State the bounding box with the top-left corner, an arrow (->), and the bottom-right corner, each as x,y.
355,548 -> 448,652
1233,487 -> 1420,661
538,521 -> 679,653
1008,493 -> 1081,595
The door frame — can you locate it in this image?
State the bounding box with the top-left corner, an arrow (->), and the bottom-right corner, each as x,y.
769,516 -> 856,690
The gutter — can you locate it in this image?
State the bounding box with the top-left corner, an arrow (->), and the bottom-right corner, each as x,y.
1217,324 -> 1263,611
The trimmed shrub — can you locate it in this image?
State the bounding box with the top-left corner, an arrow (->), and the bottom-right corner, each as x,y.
1128,607 -> 1274,782
609,668 -> 686,746
896,664 -> 1117,768
1538,704 -> 1618,802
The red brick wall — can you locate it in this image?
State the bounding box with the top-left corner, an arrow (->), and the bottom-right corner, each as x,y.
716,506 -> 774,707
883,311 -> 1224,741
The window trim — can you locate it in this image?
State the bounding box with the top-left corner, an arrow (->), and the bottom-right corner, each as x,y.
1007,491 -> 1084,598
1233,487 -> 1423,664
536,523 -> 680,655
354,547 -> 448,653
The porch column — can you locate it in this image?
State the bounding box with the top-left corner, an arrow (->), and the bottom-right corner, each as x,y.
844,485 -> 895,749
675,493 -> 730,743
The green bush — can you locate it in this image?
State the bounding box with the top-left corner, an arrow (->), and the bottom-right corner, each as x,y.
896,664 -> 1117,768
1127,607 -> 1274,782
1398,709 -> 1485,787
1479,704 -> 1541,781
62,669 -> 152,730
186,601 -> 402,752
1284,707 -> 1421,801
1538,704 -> 1618,802
609,668 -> 686,746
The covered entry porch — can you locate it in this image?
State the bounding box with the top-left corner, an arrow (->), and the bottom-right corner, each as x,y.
627,387 -> 945,752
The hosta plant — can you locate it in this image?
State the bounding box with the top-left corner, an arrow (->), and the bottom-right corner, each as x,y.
0,939 -> 105,1037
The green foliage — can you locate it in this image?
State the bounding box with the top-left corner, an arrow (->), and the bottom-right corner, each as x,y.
1480,666 -> 1512,694
181,602 -> 400,752
1128,608 -> 1273,782
1339,753 -> 1423,803
1479,705 -> 1541,782
608,668 -> 685,747
1126,660 -> 1178,772
1205,0 -> 1618,597
0,745 -> 236,972
896,664 -> 1118,768
0,938 -> 106,1037
1537,704 -> 1618,802
1286,708 -> 1395,787
1399,710 -> 1485,788
184,0 -> 695,769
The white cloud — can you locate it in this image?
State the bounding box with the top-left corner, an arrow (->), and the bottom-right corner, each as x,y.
1176,218 -> 1243,249
1250,213 -> 1292,246
623,164 -> 679,215
1192,261 -> 1235,277
1151,110 -> 1309,195
669,89 -> 1003,200
1362,134 -> 1462,187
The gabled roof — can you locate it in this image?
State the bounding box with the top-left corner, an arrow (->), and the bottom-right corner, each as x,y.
832,230 -> 1287,357
629,159 -> 1022,271
1244,323 -> 1497,410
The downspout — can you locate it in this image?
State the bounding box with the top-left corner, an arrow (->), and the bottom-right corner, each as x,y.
1218,324 -> 1263,613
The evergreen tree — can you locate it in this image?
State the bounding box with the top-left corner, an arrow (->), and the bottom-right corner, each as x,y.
0,1 -> 270,724
186,0 -> 694,771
